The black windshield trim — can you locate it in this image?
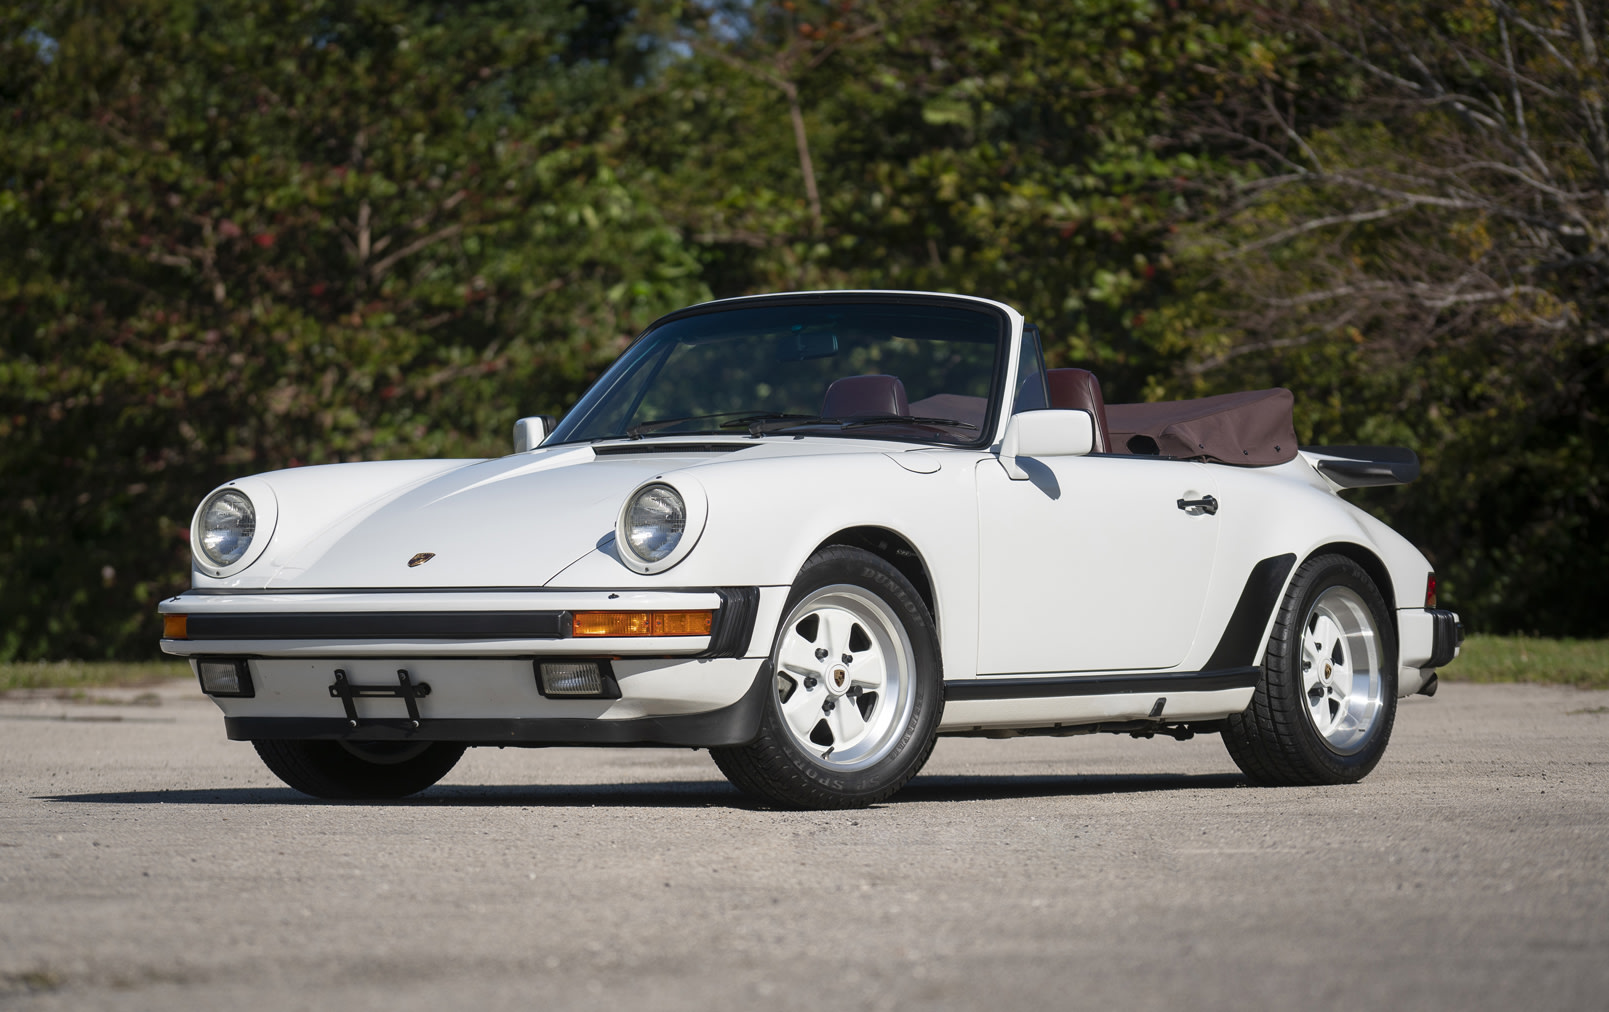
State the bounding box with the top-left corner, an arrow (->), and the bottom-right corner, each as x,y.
547,293 -> 1013,452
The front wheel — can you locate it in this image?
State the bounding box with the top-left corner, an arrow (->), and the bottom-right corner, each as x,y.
711,547 -> 943,809
253,739 -> 466,799
1222,553 -> 1397,785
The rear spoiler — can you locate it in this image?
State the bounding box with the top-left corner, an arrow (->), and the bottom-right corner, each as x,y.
1298,445 -> 1420,488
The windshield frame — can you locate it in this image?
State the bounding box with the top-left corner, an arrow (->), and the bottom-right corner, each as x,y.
545,292 -> 1015,451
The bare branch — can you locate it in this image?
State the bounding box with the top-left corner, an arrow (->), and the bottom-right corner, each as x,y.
367,224 -> 464,282
1573,0 -> 1599,67
1439,161 -> 1589,200
1185,331 -> 1335,375
1262,86 -> 1324,172
1498,14 -> 1530,151
1220,202 -> 1418,257
1260,279 -> 1565,314
1490,1 -> 1577,72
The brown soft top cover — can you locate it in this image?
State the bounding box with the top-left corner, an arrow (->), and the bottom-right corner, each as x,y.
1106,388 -> 1298,466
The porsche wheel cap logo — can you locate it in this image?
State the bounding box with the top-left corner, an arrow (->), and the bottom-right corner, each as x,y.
408,552 -> 436,568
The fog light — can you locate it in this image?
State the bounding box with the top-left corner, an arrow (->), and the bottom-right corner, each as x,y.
535,660 -> 619,699
196,658 -> 253,698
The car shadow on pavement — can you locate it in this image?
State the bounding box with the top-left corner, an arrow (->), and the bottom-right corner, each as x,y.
36,771 -> 1246,809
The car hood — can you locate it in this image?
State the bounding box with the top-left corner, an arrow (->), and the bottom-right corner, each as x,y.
254,445 -> 703,589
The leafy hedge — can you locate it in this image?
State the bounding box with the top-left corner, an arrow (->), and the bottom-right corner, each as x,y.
3,1 -> 1604,658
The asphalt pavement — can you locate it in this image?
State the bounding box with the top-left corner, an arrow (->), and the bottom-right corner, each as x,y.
1,678 -> 1605,1011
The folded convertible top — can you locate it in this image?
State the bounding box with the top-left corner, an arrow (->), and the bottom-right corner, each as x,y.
1107,388 -> 1299,466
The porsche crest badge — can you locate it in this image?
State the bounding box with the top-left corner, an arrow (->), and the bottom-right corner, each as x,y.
407,552 -> 436,568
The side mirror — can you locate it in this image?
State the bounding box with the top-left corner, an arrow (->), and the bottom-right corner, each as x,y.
999,409 -> 1094,480
512,415 -> 557,453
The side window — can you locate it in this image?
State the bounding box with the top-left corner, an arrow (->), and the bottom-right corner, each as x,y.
1011,323 -> 1049,413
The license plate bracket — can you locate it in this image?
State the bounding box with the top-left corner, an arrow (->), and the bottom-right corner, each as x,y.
328,668 -> 432,728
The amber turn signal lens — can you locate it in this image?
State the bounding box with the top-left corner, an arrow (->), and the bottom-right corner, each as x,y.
163,614 -> 188,640
572,611 -> 651,637
651,611 -> 713,636
571,610 -> 713,637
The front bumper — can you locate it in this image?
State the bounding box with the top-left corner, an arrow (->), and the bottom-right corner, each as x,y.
159,587 -> 764,659
160,586 -> 783,747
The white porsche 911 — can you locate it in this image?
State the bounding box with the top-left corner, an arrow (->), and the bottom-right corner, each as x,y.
159,291 -> 1462,808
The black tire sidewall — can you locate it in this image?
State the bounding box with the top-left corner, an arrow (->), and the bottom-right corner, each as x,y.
761,547 -> 943,800
254,739 -> 465,799
1270,556 -> 1398,780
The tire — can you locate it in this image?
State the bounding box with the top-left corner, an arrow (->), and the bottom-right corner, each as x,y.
711,547 -> 943,809
253,739 -> 466,799
1222,553 -> 1397,786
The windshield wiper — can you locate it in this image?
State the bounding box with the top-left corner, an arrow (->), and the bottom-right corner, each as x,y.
624,411 -> 769,439
740,414 -> 979,436
718,412 -> 828,436
626,410 -> 978,440
836,414 -> 978,431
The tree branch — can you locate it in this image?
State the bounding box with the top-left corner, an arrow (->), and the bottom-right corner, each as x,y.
368,224 -> 464,282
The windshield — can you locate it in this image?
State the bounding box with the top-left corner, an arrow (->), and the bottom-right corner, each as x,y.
548,297 -> 1008,447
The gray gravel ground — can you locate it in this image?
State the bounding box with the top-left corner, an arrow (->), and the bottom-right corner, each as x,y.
1,679 -> 1605,1011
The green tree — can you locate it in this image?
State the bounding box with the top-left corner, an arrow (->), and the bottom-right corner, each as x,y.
0,0 -> 707,659
1150,0 -> 1608,634
630,0 -> 1262,397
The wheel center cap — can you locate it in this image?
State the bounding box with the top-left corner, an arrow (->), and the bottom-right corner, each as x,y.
1324,662 -> 1333,680
829,665 -> 849,694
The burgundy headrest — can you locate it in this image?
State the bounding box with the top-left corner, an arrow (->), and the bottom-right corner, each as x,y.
821,375 -> 910,418
1046,368 -> 1110,453
1046,368 -> 1106,415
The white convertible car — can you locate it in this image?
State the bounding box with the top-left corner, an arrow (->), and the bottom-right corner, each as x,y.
159,291 -> 1461,808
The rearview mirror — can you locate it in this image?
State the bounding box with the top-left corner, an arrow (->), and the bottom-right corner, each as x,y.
999,410 -> 1094,480
513,415 -> 557,453
778,331 -> 839,362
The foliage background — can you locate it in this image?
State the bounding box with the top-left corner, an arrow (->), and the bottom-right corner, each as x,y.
2,0 -> 1604,659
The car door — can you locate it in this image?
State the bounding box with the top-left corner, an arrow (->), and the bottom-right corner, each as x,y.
974,453 -> 1221,673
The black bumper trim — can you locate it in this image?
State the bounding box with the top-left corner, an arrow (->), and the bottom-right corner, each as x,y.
180,587 -> 763,651
944,667 -> 1259,702
225,662 -> 773,749
702,587 -> 761,658
1427,609 -> 1463,668
188,610 -> 570,640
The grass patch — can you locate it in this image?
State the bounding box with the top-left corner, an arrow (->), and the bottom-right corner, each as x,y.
0,660 -> 191,693
1440,634 -> 1609,691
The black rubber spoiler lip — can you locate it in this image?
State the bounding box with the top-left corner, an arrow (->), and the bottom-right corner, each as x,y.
1302,445 -> 1420,487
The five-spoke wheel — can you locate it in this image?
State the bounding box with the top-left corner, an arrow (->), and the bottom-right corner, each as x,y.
712,546 -> 942,808
1298,585 -> 1386,754
1223,554 -> 1397,785
772,587 -> 917,770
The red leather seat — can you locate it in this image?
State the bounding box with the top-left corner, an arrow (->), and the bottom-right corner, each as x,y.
821,375 -> 910,418
1046,368 -> 1111,453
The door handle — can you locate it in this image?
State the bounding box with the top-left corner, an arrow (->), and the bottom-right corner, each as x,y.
1176,495 -> 1218,515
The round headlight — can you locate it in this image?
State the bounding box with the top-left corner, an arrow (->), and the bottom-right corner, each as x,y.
623,484 -> 686,563
198,489 -> 256,567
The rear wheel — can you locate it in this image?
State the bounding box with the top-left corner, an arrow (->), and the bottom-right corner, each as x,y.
253,739 -> 466,799
712,547 -> 942,809
1222,554 -> 1397,785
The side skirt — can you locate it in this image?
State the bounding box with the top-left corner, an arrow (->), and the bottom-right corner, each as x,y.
943,666 -> 1259,701
939,669 -> 1258,737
